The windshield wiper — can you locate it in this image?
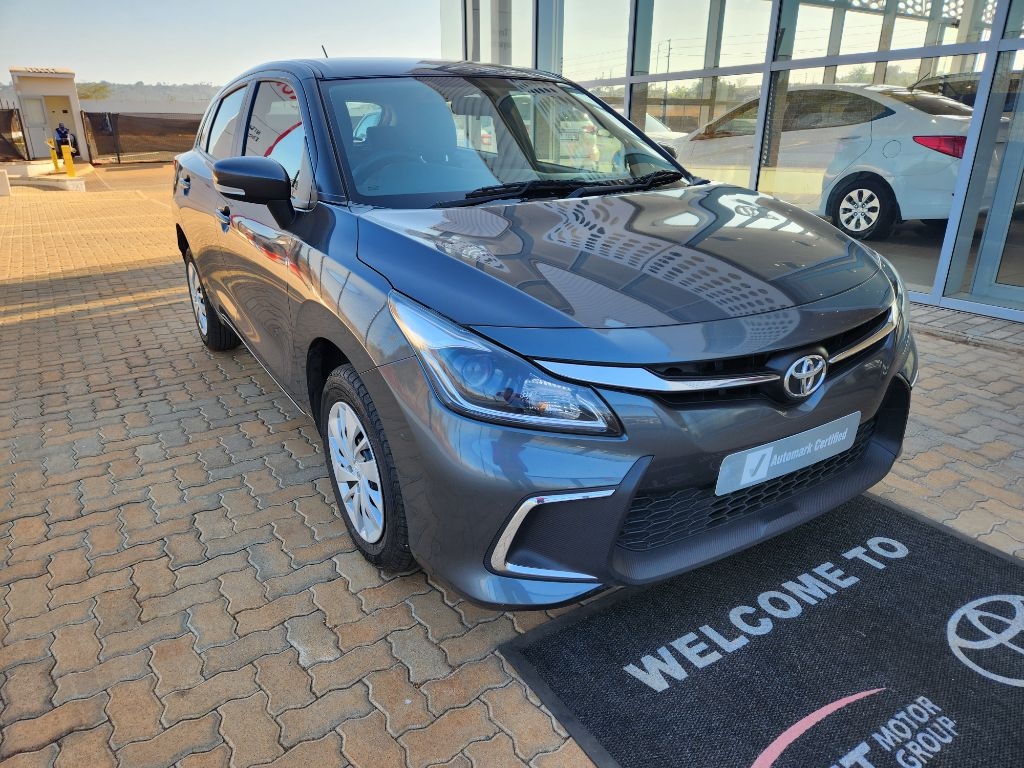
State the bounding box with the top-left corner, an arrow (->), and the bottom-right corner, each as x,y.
564,170 -> 687,199
432,170 -> 692,208
432,179 -> 590,208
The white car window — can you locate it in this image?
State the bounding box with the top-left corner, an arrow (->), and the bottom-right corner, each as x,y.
710,102 -> 759,137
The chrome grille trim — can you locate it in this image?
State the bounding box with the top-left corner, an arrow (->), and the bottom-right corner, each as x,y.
536,303 -> 898,395
490,490 -> 612,581
534,362 -> 780,393
827,306 -> 898,366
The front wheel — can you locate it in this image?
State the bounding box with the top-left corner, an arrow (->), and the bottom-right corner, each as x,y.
830,179 -> 897,241
321,364 -> 413,572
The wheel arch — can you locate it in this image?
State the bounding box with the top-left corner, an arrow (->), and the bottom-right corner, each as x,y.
826,171 -> 902,224
295,298 -> 383,430
306,337 -> 351,431
176,224 -> 190,260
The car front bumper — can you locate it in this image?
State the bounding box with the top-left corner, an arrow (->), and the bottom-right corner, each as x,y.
367,319 -> 917,609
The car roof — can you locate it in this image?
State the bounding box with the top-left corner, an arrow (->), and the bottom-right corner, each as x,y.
784,83 -> 906,95
235,58 -> 563,82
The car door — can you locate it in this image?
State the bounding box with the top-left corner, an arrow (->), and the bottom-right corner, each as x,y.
218,77 -> 315,390
176,85 -> 250,314
770,90 -> 874,209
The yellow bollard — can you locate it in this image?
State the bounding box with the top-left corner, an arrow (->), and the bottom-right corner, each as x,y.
60,144 -> 76,177
46,138 -> 60,172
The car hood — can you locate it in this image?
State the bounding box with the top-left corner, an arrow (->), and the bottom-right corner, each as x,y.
356,183 -> 882,334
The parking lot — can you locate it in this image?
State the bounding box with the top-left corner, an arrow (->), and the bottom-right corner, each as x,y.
1,164 -> 1022,767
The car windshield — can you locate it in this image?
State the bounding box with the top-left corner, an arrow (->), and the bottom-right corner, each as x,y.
321,75 -> 680,207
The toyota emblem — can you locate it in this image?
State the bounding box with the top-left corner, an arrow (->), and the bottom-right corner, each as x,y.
947,594 -> 1024,687
783,354 -> 827,398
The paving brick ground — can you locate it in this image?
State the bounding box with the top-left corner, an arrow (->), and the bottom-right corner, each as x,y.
1,165 -> 1021,767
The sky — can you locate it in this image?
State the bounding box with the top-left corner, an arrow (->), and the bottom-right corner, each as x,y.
0,0 -> 450,85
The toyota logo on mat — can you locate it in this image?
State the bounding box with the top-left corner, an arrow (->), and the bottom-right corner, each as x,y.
947,594 -> 1024,687
783,354 -> 827,398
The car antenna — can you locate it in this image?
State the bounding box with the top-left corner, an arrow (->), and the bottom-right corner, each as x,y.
321,45 -> 329,58
907,72 -> 935,91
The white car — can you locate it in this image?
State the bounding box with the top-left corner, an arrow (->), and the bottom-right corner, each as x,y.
614,109 -> 687,145
674,84 -> 986,240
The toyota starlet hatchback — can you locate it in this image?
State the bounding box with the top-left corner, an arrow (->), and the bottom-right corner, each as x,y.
173,59 -> 917,608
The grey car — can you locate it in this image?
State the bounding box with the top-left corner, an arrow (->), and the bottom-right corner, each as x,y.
172,59 -> 917,609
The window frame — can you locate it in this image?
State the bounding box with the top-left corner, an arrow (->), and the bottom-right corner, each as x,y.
202,86 -> 250,161
241,78 -> 315,208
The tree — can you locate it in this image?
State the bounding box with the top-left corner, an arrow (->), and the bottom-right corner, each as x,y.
77,82 -> 111,100
838,65 -> 870,84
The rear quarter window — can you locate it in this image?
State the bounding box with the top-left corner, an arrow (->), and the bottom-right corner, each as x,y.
885,91 -> 974,116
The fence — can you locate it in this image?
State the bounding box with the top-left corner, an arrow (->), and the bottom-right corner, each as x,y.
82,111 -> 202,163
0,109 -> 28,161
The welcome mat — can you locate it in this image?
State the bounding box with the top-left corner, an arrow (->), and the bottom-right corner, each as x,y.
501,496 -> 1024,768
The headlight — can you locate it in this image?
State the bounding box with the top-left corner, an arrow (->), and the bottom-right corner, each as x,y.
388,293 -> 619,435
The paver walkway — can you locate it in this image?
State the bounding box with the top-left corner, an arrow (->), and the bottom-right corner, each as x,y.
1,167 -> 1021,767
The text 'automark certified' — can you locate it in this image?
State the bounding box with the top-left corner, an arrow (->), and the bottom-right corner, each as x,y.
716,412 -> 861,496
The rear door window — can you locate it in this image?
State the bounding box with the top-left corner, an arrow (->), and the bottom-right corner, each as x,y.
783,91 -> 889,131
835,93 -> 890,124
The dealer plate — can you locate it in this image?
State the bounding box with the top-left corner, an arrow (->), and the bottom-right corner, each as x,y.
715,411 -> 861,496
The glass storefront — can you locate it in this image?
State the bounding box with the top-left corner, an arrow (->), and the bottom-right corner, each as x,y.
560,0 -> 632,82
776,0 -> 997,61
464,0 -> 1024,322
632,0 -> 773,75
752,54 -> 982,291
633,74 -> 764,185
946,48 -> 1024,309
463,0 -> 534,66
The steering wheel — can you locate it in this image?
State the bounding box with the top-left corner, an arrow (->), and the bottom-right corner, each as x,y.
352,151 -> 423,185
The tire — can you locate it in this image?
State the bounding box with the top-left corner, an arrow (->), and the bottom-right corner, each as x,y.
830,178 -> 897,241
185,251 -> 240,351
321,364 -> 413,571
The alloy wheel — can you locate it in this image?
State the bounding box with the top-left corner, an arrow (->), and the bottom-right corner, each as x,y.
327,400 -> 385,544
838,188 -> 881,233
187,262 -> 208,336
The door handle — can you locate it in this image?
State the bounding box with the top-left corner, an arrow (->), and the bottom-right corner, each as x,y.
215,205 -> 231,225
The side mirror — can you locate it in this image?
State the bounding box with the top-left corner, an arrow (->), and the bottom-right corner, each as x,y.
213,156 -> 295,228
659,143 -> 678,159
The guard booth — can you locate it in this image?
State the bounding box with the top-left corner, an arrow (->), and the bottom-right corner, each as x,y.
9,67 -> 90,162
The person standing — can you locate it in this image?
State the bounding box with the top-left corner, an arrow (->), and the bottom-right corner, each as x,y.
53,122 -> 79,157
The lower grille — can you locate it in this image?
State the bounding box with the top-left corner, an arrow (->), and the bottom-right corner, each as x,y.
617,419 -> 877,552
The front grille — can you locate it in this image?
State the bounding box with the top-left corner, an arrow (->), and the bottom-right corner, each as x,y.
648,353 -> 771,380
616,419 -> 877,552
646,310 -> 889,382
638,313 -> 888,409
